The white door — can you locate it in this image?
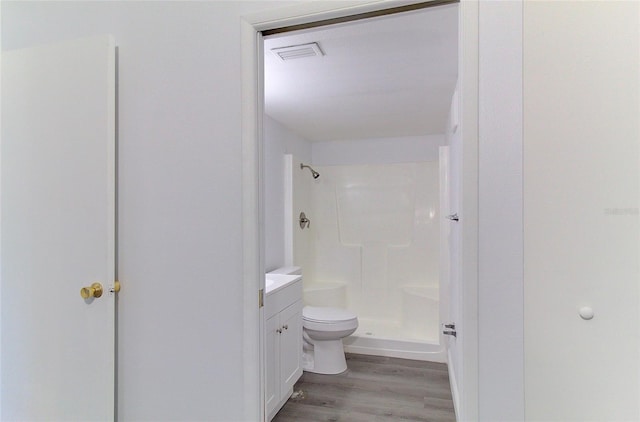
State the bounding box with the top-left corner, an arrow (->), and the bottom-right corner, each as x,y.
1,35 -> 117,421
524,2 -> 639,420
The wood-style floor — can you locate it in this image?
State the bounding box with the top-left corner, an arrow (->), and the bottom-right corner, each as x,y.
272,353 -> 456,422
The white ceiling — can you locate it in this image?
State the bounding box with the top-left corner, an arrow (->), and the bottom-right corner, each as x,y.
264,4 -> 459,142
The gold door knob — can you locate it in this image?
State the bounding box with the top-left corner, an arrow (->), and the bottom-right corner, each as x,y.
80,282 -> 103,299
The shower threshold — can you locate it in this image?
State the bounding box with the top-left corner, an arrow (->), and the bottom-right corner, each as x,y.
343,318 -> 445,363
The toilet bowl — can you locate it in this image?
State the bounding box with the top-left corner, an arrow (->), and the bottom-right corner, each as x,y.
302,306 -> 358,374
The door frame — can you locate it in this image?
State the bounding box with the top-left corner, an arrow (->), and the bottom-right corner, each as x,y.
240,1 -> 479,420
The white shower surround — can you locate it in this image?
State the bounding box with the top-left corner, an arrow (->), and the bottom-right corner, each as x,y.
287,155 -> 444,362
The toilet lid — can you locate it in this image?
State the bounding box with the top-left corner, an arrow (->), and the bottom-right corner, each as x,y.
303,306 -> 357,323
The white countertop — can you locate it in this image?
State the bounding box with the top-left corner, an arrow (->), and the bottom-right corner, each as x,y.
265,273 -> 302,296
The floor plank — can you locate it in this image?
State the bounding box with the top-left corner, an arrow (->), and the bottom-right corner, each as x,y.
273,353 -> 456,422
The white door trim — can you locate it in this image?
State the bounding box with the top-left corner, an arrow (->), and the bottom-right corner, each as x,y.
240,18 -> 265,422
240,2 -> 479,421
458,2 -> 479,420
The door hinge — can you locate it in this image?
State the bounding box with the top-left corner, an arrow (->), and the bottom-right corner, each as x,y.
259,289 -> 264,308
446,213 -> 459,222
443,322 -> 456,337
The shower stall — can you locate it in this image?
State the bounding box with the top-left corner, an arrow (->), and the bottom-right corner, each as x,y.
284,153 -> 448,362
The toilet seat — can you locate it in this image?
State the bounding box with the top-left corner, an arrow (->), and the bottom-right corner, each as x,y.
303,306 -> 358,332
303,306 -> 357,323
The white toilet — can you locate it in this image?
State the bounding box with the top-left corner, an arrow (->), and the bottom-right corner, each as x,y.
302,306 -> 358,374
268,267 -> 358,375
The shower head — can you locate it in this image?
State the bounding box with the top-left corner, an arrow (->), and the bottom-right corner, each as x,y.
300,163 -> 320,179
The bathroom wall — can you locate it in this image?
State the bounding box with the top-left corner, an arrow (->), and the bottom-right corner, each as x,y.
309,161 -> 440,339
264,115 -> 312,272
312,134 -> 445,166
286,155 -> 316,279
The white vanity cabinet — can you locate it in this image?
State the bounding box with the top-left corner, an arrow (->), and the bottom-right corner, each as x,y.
265,276 -> 303,421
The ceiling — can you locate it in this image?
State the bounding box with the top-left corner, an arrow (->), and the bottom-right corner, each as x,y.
264,4 -> 459,143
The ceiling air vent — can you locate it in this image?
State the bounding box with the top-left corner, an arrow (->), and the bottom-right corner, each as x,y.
270,42 -> 324,62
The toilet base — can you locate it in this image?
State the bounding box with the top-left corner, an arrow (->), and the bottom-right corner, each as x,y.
303,339 -> 348,374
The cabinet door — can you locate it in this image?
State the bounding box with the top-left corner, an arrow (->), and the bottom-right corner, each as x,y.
280,300 -> 303,392
265,313 -> 280,418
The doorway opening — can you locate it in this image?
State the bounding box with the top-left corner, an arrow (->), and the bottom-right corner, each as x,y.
239,1 -> 479,421
262,3 -> 458,362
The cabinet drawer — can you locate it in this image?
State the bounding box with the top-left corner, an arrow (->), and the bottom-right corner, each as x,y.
265,279 -> 302,319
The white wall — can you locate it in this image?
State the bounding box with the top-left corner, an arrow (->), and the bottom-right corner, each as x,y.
287,154 -> 315,278
312,134 -> 445,166
1,2 -> 297,420
524,2 -> 639,420
477,1 -> 524,420
263,116 -> 311,272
